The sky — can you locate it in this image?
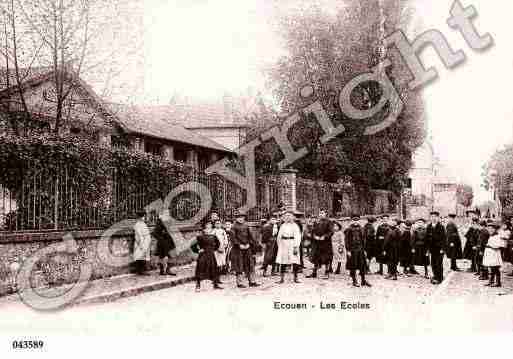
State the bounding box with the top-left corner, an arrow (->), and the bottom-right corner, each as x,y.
141,0 -> 513,205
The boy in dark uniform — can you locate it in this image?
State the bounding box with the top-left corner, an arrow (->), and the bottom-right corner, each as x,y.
261,214 -> 280,277
384,218 -> 401,280
399,220 -> 413,276
375,214 -> 390,275
463,216 -> 480,272
306,209 -> 333,279
446,214 -> 463,271
363,216 -> 377,274
231,211 -> 260,288
427,211 -> 447,284
411,218 -> 430,278
344,215 -> 371,287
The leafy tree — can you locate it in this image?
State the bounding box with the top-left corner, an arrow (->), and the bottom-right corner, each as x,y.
241,0 -> 425,195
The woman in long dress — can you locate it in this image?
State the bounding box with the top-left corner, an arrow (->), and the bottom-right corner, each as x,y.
331,221 -> 345,275
191,222 -> 223,292
483,222 -> 506,287
275,211 -> 302,284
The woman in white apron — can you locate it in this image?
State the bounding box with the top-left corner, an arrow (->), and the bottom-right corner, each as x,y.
213,219 -> 229,279
483,222 -> 506,287
133,210 -> 152,275
275,210 -> 302,284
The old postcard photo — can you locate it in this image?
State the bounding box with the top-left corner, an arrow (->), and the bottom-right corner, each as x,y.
1,0 -> 512,356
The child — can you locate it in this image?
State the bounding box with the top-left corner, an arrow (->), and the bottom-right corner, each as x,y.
331,221 -> 345,275
213,219 -> 229,278
399,220 -> 413,276
483,222 -> 506,287
191,222 -> 223,292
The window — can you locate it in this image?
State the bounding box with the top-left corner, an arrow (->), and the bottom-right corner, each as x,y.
174,147 -> 187,163
145,141 -> 163,157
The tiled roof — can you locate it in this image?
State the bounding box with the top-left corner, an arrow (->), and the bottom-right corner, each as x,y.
0,67 -> 54,92
135,103 -> 249,129
108,103 -> 233,153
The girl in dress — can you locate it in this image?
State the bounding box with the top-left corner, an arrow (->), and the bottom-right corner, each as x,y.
213,219 -> 229,279
483,222 -> 506,287
331,221 -> 345,275
191,222 -> 223,292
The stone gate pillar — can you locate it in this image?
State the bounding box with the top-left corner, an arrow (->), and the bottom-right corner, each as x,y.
279,168 -> 298,212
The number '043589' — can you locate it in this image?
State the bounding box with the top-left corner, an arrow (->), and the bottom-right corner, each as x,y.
12,340 -> 44,350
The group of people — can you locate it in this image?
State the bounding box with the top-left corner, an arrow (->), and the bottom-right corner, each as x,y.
132,207 -> 513,292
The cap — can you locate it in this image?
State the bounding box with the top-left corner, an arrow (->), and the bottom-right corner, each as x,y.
235,210 -> 247,218
430,211 -> 440,216
448,214 -> 457,219
351,214 -> 360,221
367,216 -> 376,223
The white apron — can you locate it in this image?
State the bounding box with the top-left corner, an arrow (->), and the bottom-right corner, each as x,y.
483,234 -> 505,267
276,222 -> 301,265
332,231 -> 345,262
133,220 -> 152,261
213,228 -> 229,267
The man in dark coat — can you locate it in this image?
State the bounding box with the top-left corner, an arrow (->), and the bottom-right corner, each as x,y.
446,214 -> 463,271
306,209 -> 333,279
426,211 -> 447,284
410,218 -> 429,277
384,218 -> 401,280
344,215 -> 371,287
375,214 -> 390,275
476,220 -> 490,280
231,211 -> 260,288
463,217 -> 480,272
363,216 -> 377,274
261,214 -> 280,276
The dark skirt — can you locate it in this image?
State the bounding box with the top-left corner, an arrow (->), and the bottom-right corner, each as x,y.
413,244 -> 429,266
230,247 -> 254,274
399,242 -> 412,267
346,251 -> 366,270
311,240 -> 333,265
263,241 -> 278,266
446,240 -> 463,260
462,240 -> 475,260
157,237 -> 176,258
385,246 -> 400,264
195,251 -> 218,281
366,240 -> 383,261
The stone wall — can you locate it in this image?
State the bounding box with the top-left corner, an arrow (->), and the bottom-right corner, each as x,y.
0,223 -> 262,297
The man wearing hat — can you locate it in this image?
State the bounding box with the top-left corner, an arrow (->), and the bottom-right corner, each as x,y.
446,214 -> 463,271
344,215 -> 371,287
307,209 -> 333,279
133,210 -> 152,276
261,213 -> 280,277
375,214 -> 390,275
231,211 -> 260,288
463,213 -> 480,273
426,211 -> 447,284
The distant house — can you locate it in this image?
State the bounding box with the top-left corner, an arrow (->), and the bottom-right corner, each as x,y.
0,67 -> 234,170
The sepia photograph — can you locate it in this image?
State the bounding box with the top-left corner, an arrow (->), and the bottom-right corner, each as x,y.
0,0 -> 512,356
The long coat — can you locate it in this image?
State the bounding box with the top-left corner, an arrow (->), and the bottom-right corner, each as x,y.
384,226 -> 401,264
262,223 -> 279,266
230,222 -> 256,274
275,222 -> 302,265
399,229 -> 413,267
411,226 -> 430,266
363,223 -> 378,260
193,234 -> 220,281
133,220 -> 152,261
344,224 -> 366,270
427,222 -> 447,254
476,228 -> 490,265
463,226 -> 479,260
311,218 -> 333,265
375,223 -> 389,263
445,222 -> 463,259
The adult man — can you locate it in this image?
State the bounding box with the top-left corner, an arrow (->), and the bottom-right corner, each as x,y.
383,218 -> 401,280
345,215 -> 371,287
410,218 -> 430,278
426,211 -> 447,284
306,209 -> 333,279
446,214 -> 463,271
153,210 -> 177,276
231,211 -> 260,288
363,216 -> 377,274
375,214 -> 390,275
261,213 -> 280,277
463,216 -> 480,272
133,210 -> 152,276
